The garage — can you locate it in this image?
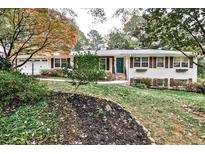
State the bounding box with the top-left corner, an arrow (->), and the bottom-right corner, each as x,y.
18,59 -> 49,75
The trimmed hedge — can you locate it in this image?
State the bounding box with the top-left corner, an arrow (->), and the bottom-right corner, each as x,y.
40,68 -> 65,77
130,77 -> 205,94
0,71 -> 50,110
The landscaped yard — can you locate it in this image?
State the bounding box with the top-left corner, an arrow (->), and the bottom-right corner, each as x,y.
42,80 -> 205,144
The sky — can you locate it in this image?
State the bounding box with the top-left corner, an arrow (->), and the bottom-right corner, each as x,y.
72,8 -> 123,37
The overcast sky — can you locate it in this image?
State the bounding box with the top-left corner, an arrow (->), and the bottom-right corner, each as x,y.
73,8 -> 123,37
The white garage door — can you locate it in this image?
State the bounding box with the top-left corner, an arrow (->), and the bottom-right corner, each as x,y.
19,59 -> 49,75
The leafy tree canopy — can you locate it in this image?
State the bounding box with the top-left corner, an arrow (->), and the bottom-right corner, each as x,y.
0,8 -> 79,68
73,31 -> 89,51
107,29 -> 131,50
87,30 -> 104,50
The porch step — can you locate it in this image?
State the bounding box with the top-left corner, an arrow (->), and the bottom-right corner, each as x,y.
115,73 -> 126,80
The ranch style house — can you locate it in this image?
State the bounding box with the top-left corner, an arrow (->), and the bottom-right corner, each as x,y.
13,49 -> 197,88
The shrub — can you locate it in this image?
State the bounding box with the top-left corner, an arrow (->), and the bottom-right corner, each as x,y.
185,83 -> 204,93
130,78 -> 152,88
40,68 -> 65,77
0,57 -> 12,71
153,78 -> 164,87
0,71 -> 50,110
135,83 -> 147,89
65,51 -> 105,93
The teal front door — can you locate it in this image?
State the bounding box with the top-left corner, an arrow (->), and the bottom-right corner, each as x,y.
116,58 -> 124,73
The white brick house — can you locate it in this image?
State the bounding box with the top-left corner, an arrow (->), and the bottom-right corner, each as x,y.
71,49 -> 197,87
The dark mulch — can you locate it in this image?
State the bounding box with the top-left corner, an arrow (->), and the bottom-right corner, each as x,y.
48,92 -> 152,145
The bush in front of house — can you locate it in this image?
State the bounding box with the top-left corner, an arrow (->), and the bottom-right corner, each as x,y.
0,71 -> 50,110
130,78 -> 152,88
0,57 -> 12,71
135,83 -> 147,89
65,51 -> 105,93
185,83 -> 204,93
40,68 -> 65,77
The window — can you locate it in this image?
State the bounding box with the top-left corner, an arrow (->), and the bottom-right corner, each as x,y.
61,59 -> 67,67
134,57 -> 141,67
142,57 -> 148,67
100,58 -> 107,70
174,57 -> 180,67
54,58 -> 68,68
134,57 -> 148,67
157,57 -> 164,67
54,58 -> 61,68
181,57 -> 188,67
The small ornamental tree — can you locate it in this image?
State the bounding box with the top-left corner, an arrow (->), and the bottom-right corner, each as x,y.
65,51 -> 105,93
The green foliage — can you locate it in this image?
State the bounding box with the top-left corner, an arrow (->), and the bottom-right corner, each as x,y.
41,68 -> 65,77
0,57 -> 12,71
143,8 -> 205,59
65,51 -> 105,92
73,31 -> 89,51
0,101 -> 57,144
87,30 -> 104,50
107,29 -> 131,49
135,83 -> 147,89
0,71 -> 50,109
123,15 -> 157,49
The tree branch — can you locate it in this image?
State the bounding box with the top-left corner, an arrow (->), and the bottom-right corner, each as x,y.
174,47 -> 205,69
183,25 -> 205,55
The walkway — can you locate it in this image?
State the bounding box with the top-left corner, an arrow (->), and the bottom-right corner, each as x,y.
38,78 -> 129,85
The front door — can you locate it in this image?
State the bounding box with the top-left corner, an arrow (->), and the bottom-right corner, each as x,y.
116,58 -> 124,73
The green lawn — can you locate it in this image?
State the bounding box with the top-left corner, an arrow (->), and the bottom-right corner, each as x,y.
42,80 -> 205,144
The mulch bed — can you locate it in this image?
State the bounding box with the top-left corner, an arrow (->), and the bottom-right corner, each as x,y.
47,92 -> 152,145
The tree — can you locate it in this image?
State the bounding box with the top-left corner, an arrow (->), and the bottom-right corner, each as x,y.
143,8 -> 205,68
73,31 -> 89,51
65,51 -> 104,93
123,15 -> 158,49
107,29 -> 130,49
0,8 -> 79,68
87,30 -> 104,50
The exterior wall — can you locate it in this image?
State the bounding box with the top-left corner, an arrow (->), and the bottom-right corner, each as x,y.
128,56 -> 197,83
17,58 -> 51,75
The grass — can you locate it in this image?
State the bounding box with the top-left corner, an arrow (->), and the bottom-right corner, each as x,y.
42,80 -> 205,144
0,101 -> 58,144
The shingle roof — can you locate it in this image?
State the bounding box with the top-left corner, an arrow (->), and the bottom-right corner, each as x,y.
72,49 -> 194,57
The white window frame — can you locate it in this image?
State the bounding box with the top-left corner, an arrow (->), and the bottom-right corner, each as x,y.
99,58 -> 107,70
181,57 -> 189,68
133,56 -> 149,68
173,57 -> 189,68
156,57 -> 165,68
54,58 -> 67,68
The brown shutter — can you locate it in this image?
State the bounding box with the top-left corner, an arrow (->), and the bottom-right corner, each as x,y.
189,57 -> 193,68
107,58 -> 110,70
149,57 -> 153,68
165,57 -> 169,68
164,78 -> 168,87
130,57 -> 133,68
153,57 -> 156,68
67,58 -> 70,67
112,57 -> 115,74
51,58 -> 54,68
170,57 -> 173,68
170,78 -> 174,87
